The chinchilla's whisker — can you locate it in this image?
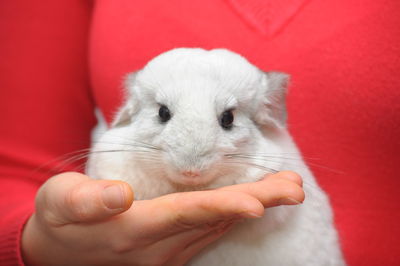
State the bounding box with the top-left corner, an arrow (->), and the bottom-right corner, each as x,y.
93,135 -> 156,147
81,150 -> 163,166
46,149 -> 91,169
226,154 -> 304,161
223,160 -> 279,174
227,152 -> 305,155
97,135 -> 163,151
89,149 -> 157,154
39,146 -> 149,173
225,153 -> 342,174
50,147 -> 162,174
86,155 -> 162,169
65,149 -> 163,174
124,154 -> 163,162
225,153 -> 319,161
32,148 -> 93,173
227,153 -> 300,158
68,161 -> 88,173
54,152 -> 94,172
300,162 -> 343,174
94,141 -> 163,152
225,154 -> 309,171
226,156 -> 332,191
222,160 -> 320,192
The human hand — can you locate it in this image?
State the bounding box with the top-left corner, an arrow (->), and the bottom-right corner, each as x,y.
21,171 -> 304,266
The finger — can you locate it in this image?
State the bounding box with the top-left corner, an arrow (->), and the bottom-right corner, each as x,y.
112,172 -> 303,240
164,190 -> 265,226
36,172 -> 134,225
264,171 -> 303,187
218,171 -> 305,209
119,189 -> 262,240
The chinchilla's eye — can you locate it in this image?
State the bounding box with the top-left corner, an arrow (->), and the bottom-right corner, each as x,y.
220,110 -> 234,130
159,105 -> 171,123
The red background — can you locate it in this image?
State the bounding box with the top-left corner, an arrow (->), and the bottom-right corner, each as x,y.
1,0 -> 399,265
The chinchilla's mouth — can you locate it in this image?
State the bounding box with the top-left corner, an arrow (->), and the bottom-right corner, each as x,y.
167,173 -> 215,187
166,170 -> 249,192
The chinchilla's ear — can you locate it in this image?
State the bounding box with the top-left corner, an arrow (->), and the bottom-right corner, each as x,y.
253,71 -> 290,128
112,72 -> 140,127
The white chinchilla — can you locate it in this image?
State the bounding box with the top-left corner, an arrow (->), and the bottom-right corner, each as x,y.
86,48 -> 345,266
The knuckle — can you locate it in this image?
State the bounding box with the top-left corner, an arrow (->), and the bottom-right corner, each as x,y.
34,185 -> 59,224
276,179 -> 304,198
284,171 -> 302,185
275,171 -> 302,185
65,186 -> 90,220
34,172 -> 93,225
296,186 -> 306,202
170,194 -> 197,229
108,238 -> 134,255
39,208 -> 64,227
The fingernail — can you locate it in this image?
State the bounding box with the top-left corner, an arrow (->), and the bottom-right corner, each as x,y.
240,212 -> 263,219
279,197 -> 302,205
102,185 -> 125,209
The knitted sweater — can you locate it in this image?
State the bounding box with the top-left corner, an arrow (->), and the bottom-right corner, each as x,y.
1,0 -> 399,265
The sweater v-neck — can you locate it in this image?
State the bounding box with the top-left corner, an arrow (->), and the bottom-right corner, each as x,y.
225,0 -> 310,37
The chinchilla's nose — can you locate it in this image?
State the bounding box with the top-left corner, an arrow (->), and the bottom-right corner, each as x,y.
168,118 -> 217,171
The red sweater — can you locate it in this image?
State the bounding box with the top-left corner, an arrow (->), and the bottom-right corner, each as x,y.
1,0 -> 399,265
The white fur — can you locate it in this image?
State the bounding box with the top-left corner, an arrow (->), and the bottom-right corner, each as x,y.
86,48 -> 345,265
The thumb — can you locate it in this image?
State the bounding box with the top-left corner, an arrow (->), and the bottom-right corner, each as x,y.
36,172 -> 134,225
